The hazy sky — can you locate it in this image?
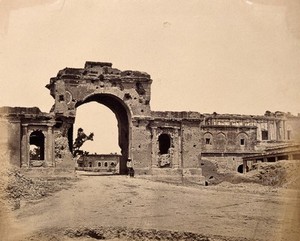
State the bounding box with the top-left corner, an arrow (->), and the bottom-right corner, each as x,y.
1,0 -> 300,153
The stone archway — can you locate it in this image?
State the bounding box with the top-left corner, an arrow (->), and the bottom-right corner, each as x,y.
47,61 -> 153,174
75,93 -> 131,174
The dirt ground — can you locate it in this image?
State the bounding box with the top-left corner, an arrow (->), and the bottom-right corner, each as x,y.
1,171 -> 299,241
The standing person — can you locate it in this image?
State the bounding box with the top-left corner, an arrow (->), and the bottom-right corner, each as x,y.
126,158 -> 134,177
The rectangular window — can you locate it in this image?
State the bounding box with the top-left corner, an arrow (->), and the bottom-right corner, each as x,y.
262,130 -> 268,140
205,138 -> 211,145
287,130 -> 291,140
240,139 -> 245,145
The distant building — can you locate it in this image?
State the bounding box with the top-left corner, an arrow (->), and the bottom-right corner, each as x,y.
76,154 -> 120,173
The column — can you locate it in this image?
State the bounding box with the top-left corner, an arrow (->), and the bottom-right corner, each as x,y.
46,125 -> 54,167
173,128 -> 180,168
21,125 -> 28,167
151,127 -> 157,168
243,160 -> 247,174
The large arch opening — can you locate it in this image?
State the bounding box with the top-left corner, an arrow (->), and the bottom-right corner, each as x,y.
74,94 -> 131,174
73,103 -> 120,154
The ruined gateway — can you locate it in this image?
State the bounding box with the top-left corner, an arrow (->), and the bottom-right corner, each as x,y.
1,61 -> 300,181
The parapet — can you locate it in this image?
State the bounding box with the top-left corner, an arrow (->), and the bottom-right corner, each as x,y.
0,106 -> 52,120
48,61 -> 151,85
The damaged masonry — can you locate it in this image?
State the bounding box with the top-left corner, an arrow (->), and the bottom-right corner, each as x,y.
0,61 -> 300,183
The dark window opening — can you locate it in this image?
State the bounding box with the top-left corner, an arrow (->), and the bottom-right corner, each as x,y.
278,155 -> 288,161
287,130 -> 291,140
29,131 -> 45,160
67,126 -> 73,152
267,157 -> 276,162
104,162 -> 108,167
98,162 -> 101,167
205,138 -> 211,145
240,139 -> 245,145
237,164 -> 249,173
262,130 -> 268,140
89,162 -> 92,167
59,95 -> 65,102
158,134 -> 171,154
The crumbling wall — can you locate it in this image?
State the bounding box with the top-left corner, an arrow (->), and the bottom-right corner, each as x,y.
0,117 -> 19,166
131,118 -> 152,174
0,107 -> 56,168
47,62 -> 152,118
181,121 -> 201,168
54,132 -> 72,165
201,156 -> 243,173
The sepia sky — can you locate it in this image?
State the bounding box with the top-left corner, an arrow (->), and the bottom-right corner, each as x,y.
0,0 -> 300,153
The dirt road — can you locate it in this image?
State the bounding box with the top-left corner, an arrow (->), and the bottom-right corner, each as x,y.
4,174 -> 298,240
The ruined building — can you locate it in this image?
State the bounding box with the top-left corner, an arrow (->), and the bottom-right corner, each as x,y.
1,62 -> 300,180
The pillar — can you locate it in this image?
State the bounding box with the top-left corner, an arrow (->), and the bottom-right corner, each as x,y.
46,125 -> 54,167
21,124 -> 28,167
151,127 -> 157,168
173,128 -> 180,168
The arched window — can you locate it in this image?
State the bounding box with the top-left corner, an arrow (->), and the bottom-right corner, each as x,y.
203,132 -> 213,145
237,132 -> 248,146
158,133 -> 171,154
29,130 -> 45,160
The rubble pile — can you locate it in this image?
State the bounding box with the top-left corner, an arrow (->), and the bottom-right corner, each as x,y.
0,166 -> 75,210
201,158 -> 300,188
241,160 -> 300,187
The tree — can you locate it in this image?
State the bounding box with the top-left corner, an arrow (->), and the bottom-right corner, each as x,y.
73,128 -> 94,157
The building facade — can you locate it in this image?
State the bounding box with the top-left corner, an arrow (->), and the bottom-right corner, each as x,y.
1,62 -> 299,178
